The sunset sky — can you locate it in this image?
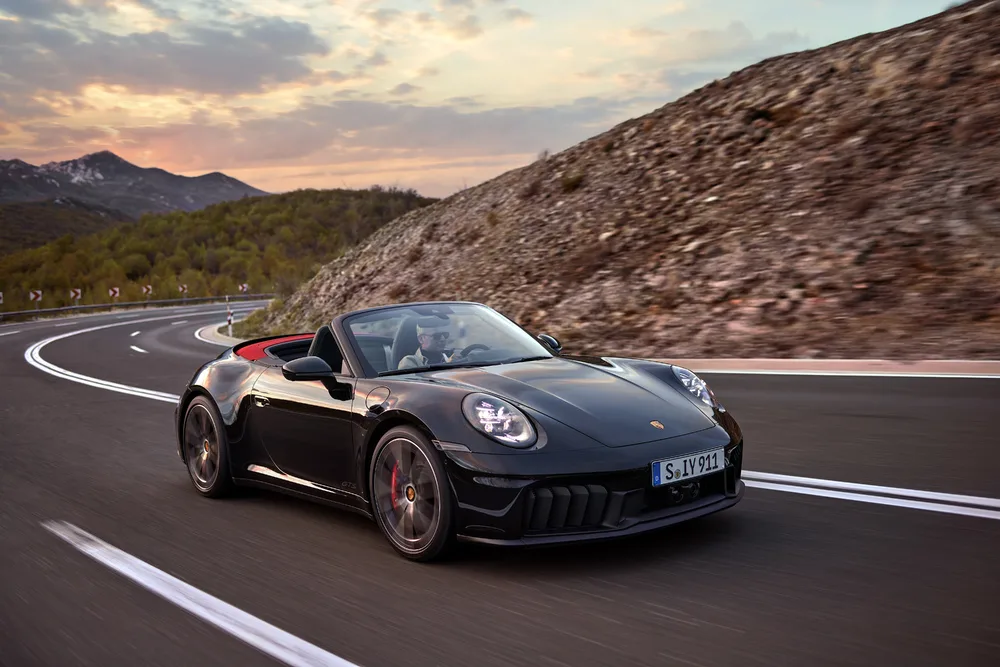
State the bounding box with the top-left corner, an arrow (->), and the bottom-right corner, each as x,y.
0,0 -> 951,197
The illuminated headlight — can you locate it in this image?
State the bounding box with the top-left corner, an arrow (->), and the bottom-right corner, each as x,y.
461,393 -> 536,448
672,366 -> 722,410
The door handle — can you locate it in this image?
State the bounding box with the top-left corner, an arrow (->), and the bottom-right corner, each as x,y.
254,396 -> 269,408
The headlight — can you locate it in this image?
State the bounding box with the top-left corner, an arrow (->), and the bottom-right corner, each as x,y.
672,366 -> 722,410
461,393 -> 536,448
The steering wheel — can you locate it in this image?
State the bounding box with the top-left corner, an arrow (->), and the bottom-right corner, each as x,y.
454,343 -> 490,359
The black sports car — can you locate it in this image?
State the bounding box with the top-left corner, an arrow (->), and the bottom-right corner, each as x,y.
175,301 -> 745,561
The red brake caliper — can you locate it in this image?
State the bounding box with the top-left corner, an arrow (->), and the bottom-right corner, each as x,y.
390,461 -> 400,508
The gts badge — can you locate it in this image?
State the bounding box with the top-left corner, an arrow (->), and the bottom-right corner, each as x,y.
341,481 -> 357,491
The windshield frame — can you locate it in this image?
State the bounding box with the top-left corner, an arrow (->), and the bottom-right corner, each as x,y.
336,301 -> 554,378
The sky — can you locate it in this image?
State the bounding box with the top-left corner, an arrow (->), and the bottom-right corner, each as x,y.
0,0 -> 955,197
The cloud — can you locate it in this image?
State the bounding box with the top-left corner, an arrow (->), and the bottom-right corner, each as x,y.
0,16 -> 330,97
37,95 -> 639,180
361,50 -> 390,68
417,66 -> 441,77
363,7 -> 402,27
389,82 -> 421,95
449,14 -> 482,38
502,7 -> 532,25
627,20 -> 808,67
0,0 -> 108,20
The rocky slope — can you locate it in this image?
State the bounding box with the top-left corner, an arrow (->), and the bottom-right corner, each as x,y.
0,151 -> 268,220
243,0 -> 1000,360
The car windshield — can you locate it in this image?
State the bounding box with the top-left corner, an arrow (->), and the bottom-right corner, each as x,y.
343,303 -> 553,376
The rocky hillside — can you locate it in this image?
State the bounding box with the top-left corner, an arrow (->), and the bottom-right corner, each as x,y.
0,151 -> 268,220
241,0 -> 1000,360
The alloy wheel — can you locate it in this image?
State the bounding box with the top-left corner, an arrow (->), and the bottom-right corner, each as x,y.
373,437 -> 442,554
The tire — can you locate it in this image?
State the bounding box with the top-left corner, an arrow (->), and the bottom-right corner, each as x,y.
369,425 -> 455,562
181,395 -> 235,498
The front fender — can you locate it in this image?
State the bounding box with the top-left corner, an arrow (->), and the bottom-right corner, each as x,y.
174,350 -> 267,459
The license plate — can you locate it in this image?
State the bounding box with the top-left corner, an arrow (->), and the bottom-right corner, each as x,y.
651,448 -> 725,487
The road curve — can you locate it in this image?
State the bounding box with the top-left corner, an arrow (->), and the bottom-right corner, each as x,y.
1,306 -> 998,667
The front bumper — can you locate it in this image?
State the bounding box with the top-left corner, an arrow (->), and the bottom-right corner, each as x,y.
444,435 -> 745,546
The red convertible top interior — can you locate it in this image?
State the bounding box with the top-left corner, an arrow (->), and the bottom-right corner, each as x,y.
235,333 -> 314,361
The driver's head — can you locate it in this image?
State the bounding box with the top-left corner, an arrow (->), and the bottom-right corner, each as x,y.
415,316 -> 451,353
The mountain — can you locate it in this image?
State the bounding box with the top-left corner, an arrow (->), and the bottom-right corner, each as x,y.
0,197 -> 132,254
0,151 -> 269,220
0,187 -> 436,312
237,0 -> 1000,360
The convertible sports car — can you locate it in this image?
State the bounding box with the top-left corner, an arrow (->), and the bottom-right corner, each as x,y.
175,301 -> 745,561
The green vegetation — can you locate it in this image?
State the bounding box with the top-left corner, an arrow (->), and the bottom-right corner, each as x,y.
0,187 -> 435,312
0,198 -> 132,253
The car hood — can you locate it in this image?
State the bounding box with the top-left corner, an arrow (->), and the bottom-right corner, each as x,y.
426,357 -> 714,447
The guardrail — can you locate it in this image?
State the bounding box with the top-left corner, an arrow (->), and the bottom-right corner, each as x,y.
0,293 -> 275,322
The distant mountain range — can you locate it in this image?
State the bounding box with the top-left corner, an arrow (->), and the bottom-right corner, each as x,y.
0,151 -> 269,252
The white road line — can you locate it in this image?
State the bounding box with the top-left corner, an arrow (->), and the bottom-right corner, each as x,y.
744,480 -> 1000,521
0,330 -> 21,337
194,321 -> 235,347
130,345 -> 148,354
24,312 -> 199,403
41,521 -> 360,667
54,322 -> 76,327
130,331 -> 141,337
171,320 -> 189,325
741,471 -> 1000,509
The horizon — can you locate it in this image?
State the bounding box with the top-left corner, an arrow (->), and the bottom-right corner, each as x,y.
0,0 -> 955,198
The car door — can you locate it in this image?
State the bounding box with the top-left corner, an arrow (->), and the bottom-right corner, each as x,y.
249,363 -> 358,495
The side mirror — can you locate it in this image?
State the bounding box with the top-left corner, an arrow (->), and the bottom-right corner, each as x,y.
282,355 -> 334,381
537,333 -> 562,354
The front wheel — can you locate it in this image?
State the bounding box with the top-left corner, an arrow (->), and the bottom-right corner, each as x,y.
182,395 -> 234,498
369,426 -> 455,562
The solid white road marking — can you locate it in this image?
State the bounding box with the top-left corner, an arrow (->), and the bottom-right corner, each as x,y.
741,471 -> 1000,509
24,316 -> 1000,521
171,320 -> 189,325
41,521 -> 361,667
129,345 -> 148,354
130,331 -> 141,337
744,480 -> 1000,521
54,321 -> 76,327
23,312 -> 207,403
0,330 -> 21,337
194,321 -> 237,347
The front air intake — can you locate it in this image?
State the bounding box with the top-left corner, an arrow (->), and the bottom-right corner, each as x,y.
523,484 -> 626,532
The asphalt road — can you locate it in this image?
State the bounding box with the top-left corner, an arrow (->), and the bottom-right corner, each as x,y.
1,305 -> 998,667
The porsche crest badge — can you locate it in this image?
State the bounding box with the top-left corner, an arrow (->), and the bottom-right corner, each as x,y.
650,420 -> 664,429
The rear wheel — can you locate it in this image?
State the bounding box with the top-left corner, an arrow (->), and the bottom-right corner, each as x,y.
182,396 -> 234,497
369,426 -> 454,561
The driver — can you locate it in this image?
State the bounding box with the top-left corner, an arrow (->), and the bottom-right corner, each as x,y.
397,316 -> 461,369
